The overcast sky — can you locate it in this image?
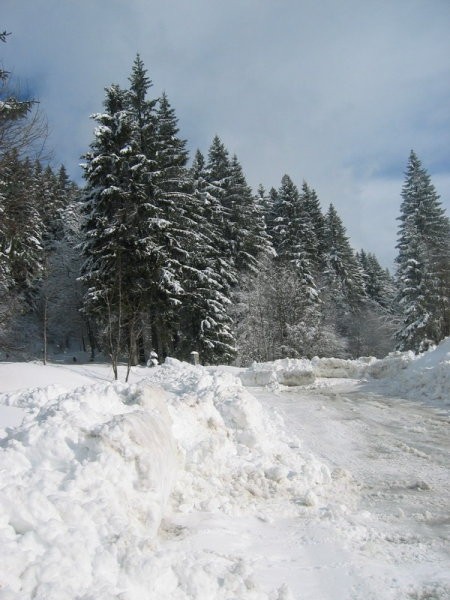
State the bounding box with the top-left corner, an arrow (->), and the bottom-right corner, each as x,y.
2,0 -> 450,268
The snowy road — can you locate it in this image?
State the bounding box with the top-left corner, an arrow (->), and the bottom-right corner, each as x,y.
251,381 -> 450,599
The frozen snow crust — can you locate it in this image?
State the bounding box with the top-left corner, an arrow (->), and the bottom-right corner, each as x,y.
0,360 -> 330,599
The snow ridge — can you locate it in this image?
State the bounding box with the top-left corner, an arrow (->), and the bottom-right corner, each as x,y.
0,383 -> 180,599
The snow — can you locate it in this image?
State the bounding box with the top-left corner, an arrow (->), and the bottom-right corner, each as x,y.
238,358 -> 314,387
238,337 -> 450,405
381,337 -> 450,405
0,340 -> 449,598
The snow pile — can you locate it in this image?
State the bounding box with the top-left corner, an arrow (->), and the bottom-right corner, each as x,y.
143,358 -> 330,515
365,351 -> 415,379
238,355 -> 380,385
378,337 -> 450,405
238,358 -> 315,387
0,382 -> 181,599
311,355 -> 377,379
0,360 -> 332,599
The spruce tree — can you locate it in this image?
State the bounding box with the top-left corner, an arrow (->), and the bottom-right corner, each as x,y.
300,181 -> 326,268
321,204 -> 366,354
1,150 -> 44,295
185,149 -> 236,363
323,203 -> 366,306
273,175 -> 318,301
151,91 -> 196,356
357,249 -> 396,311
81,84 -> 149,377
227,155 -> 272,273
395,151 -> 450,351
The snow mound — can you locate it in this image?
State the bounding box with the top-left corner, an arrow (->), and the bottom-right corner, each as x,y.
239,358 -> 315,387
238,356 -> 381,386
311,355 -> 377,379
365,351 -> 415,379
143,358 -> 331,515
378,338 -> 450,405
0,360 -> 331,599
0,382 -> 181,599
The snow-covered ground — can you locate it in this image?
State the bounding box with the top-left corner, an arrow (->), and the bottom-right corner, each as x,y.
0,340 -> 449,599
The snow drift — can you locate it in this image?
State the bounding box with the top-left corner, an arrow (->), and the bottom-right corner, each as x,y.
0,382 -> 181,599
0,360 -> 331,599
238,337 -> 450,405
238,358 -> 314,387
373,337 -> 450,405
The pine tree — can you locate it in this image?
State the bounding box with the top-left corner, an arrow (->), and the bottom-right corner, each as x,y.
353,249 -> 397,356
323,203 -> 366,306
184,149 -> 236,363
395,151 -> 450,351
272,174 -> 296,255
204,136 -> 238,287
357,249 -> 396,311
150,90 -> 196,356
300,181 -> 326,268
81,84 -> 149,377
227,155 -> 272,272
205,136 -> 232,259
273,175 -> 318,301
1,150 -> 44,295
321,203 -> 367,355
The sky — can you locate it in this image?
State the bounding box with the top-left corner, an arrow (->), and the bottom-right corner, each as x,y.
2,0 -> 450,268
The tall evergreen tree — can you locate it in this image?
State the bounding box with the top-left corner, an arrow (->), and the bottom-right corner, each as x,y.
357,249 -> 396,311
185,149 -> 236,363
395,150 -> 450,350
1,150 -> 44,294
323,203 -> 366,306
227,155 -> 272,272
80,84 -> 151,377
151,90 -> 197,356
273,175 -> 318,301
300,181 -> 326,268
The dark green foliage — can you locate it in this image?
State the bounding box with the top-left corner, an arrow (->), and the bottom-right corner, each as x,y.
395,151 -> 450,351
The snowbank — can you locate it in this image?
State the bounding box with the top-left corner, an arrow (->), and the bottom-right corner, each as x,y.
143,358 -> 330,515
238,355 -> 379,386
375,338 -> 450,405
0,360 -> 331,599
237,338 -> 450,406
311,355 -> 377,379
364,351 -> 415,379
0,382 -> 181,599
238,358 -> 315,387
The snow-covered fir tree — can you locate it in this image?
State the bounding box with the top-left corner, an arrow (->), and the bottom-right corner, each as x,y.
395,150 -> 450,351
272,175 -> 318,302
0,151 -> 44,295
323,203 -> 366,306
227,154 -> 272,273
357,249 -> 396,311
81,83 -> 150,377
184,149 -> 237,363
300,181 -> 326,269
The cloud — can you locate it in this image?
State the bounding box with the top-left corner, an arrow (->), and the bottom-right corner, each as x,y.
2,0 -> 450,267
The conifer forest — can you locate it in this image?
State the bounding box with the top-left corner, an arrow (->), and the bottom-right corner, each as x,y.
1,43 -> 449,374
